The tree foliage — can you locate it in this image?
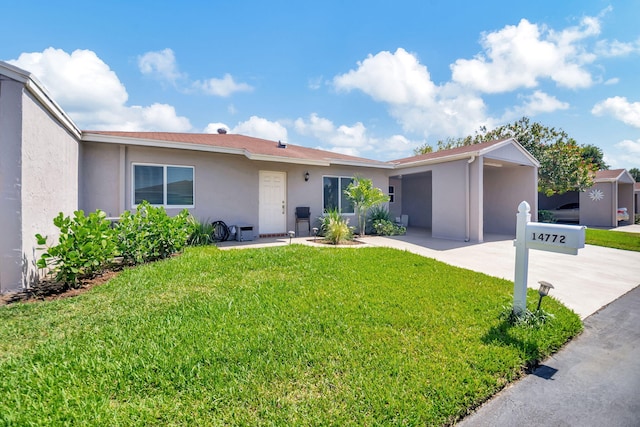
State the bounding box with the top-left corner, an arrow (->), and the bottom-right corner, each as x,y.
629,168 -> 640,182
344,176 -> 389,237
418,117 -> 598,196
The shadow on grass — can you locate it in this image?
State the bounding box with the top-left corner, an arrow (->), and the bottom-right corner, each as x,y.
482,320 -> 542,370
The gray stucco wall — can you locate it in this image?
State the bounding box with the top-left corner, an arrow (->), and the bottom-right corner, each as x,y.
80,141 -> 390,237
0,79 -> 24,293
20,90 -> 79,289
580,182 -> 616,227
432,161 -> 467,240
0,79 -> 79,293
484,165 -> 537,235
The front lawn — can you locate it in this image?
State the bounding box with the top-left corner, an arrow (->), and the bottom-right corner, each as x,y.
586,228 -> 640,251
0,246 -> 582,426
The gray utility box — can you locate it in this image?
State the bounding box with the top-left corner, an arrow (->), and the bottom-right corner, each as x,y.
235,224 -> 254,242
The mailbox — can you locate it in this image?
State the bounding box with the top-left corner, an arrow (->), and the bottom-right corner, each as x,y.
525,222 -> 586,255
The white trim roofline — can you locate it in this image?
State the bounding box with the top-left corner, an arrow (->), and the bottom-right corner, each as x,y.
82,132 -> 396,169
0,61 -> 81,139
392,138 -> 540,169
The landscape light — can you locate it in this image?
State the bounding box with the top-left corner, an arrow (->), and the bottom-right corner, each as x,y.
537,281 -> 554,311
312,227 -> 319,242
288,230 -> 295,244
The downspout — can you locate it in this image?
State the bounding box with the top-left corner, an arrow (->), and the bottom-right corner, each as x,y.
465,155 -> 476,242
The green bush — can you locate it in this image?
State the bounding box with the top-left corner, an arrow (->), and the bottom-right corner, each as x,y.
373,219 -> 406,236
36,210 -> 117,286
36,201 -> 191,286
320,208 -> 353,244
635,214 -> 640,225
114,201 -> 190,264
538,210 -> 556,223
367,205 -> 392,234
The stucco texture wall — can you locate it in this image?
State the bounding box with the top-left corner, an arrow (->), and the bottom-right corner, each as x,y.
0,79 -> 24,293
20,90 -> 79,289
80,142 -> 390,237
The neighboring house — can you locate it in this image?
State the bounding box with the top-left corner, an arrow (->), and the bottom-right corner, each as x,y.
580,169 -> 636,227
0,61 -> 539,294
635,183 -> 640,218
539,169 -> 636,227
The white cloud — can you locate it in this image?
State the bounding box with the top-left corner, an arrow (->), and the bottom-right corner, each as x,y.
451,16 -> 599,93
232,116 -> 288,141
604,77 -> 620,85
8,47 -> 192,131
502,91 -> 569,121
138,48 -> 185,84
334,48 -> 436,105
595,38 -> 640,57
192,74 -> 253,97
606,138 -> 640,169
333,49 -> 490,139
9,47 -> 128,111
592,96 -> 640,128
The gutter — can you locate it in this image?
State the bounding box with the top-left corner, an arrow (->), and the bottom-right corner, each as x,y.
465,155 -> 476,242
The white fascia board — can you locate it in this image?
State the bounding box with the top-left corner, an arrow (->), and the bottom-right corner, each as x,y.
246,153 -> 330,166
393,152 -> 481,169
329,159 -> 395,169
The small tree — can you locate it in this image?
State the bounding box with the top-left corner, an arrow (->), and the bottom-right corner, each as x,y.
629,167 -> 640,182
344,176 -> 389,237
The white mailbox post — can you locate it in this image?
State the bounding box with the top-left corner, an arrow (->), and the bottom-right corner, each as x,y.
513,201 -> 586,315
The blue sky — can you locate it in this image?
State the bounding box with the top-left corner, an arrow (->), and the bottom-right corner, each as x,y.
2,1 -> 639,169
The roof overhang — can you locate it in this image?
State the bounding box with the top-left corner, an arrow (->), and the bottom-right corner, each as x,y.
82,132 -> 395,169
391,138 -> 540,170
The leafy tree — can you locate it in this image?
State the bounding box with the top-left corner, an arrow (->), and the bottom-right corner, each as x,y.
430,117 -> 595,196
413,142 -> 434,155
629,167 -> 640,182
581,144 -> 609,170
344,176 -> 389,237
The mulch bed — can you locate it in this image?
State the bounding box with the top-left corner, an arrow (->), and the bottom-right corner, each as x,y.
0,270 -> 121,306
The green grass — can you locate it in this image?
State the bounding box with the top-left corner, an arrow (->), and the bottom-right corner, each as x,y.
586,228 -> 640,251
0,246 -> 582,426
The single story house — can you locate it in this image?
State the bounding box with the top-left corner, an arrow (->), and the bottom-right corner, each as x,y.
539,169 -> 636,227
0,61 -> 539,294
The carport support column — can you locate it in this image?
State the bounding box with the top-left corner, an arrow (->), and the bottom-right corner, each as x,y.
513,201 -> 530,315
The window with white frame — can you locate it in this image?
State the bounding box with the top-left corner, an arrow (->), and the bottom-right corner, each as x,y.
323,176 -> 354,214
133,164 -> 194,207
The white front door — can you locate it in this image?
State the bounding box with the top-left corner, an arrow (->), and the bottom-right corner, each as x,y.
259,171 -> 287,234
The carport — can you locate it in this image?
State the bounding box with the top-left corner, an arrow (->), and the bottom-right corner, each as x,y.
580,169 -> 636,227
388,138 -> 539,242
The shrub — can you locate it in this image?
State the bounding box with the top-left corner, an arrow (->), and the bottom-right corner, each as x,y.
367,205 -> 392,234
114,201 -> 190,264
187,217 -> 214,246
635,214 -> 640,225
538,210 -> 556,223
320,208 -> 353,244
373,219 -> 406,236
36,210 -> 117,287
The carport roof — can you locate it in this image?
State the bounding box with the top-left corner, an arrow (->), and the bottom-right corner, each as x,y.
389,138 -> 539,168
595,169 -> 635,183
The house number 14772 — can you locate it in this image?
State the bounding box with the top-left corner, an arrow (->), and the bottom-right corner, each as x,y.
531,233 -> 566,244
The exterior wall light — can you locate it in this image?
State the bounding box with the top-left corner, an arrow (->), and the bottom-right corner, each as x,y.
304,171 -> 310,182
288,230 -> 295,244
537,281 -> 554,311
